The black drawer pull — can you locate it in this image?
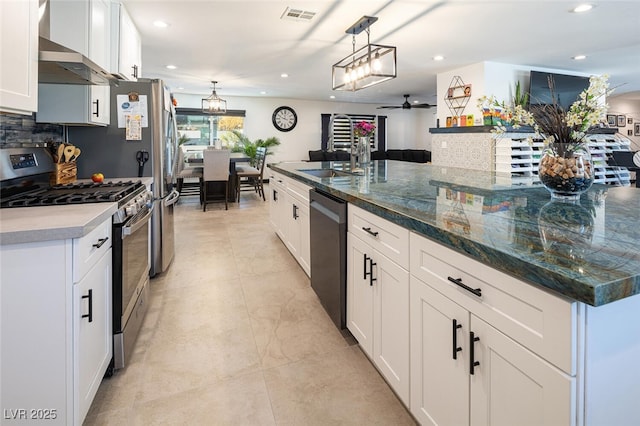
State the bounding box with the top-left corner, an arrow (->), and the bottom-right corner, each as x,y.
447,276 -> 482,297
293,204 -> 299,219
369,258 -> 377,286
470,331 -> 480,375
273,189 -> 278,202
452,319 -> 462,360
82,289 -> 93,323
362,227 -> 379,237
93,99 -> 100,117
92,237 -> 109,249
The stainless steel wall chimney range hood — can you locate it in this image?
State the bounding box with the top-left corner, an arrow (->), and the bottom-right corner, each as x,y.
37,0 -> 118,86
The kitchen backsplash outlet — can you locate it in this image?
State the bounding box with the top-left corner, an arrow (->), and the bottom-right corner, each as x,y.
0,112 -> 63,148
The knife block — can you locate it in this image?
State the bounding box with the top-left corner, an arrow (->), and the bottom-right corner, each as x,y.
51,162 -> 77,185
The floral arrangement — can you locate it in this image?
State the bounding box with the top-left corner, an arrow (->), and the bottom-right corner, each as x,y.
477,74 -> 612,150
354,120 -> 376,137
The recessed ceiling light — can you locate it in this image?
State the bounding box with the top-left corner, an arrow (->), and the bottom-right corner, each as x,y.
166,65 -> 177,70
433,55 -> 444,61
177,87 -> 184,90
329,95 -> 335,99
572,4 -> 593,13
281,73 -> 289,78
153,20 -> 169,28
573,55 -> 587,60
260,91 -> 267,95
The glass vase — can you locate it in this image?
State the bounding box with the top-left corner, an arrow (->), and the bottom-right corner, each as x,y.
357,136 -> 371,166
538,142 -> 593,200
538,199 -> 594,266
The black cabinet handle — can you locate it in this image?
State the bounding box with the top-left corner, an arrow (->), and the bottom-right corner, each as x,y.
447,276 -> 482,297
469,331 -> 480,375
132,64 -> 138,79
369,257 -> 377,286
93,99 -> 99,117
273,189 -> 278,202
82,289 -> 93,323
92,237 -> 109,249
363,254 -> 377,286
293,204 -> 299,219
362,227 -> 379,237
452,319 -> 462,360
363,253 -> 369,280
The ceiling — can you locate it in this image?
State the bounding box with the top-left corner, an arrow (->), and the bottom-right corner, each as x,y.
121,0 -> 640,107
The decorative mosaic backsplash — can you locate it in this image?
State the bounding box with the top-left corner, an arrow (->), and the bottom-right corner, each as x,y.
0,112 -> 63,148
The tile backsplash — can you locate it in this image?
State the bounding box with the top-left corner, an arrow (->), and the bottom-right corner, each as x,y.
0,112 -> 63,148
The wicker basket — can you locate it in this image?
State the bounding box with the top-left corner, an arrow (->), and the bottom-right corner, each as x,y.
50,162 -> 77,185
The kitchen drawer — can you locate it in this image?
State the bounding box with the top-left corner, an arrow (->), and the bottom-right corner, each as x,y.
410,232 -> 577,375
348,204 -> 409,270
73,218 -> 112,283
285,177 -> 312,203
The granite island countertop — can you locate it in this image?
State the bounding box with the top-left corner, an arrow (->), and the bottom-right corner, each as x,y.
269,160 -> 640,307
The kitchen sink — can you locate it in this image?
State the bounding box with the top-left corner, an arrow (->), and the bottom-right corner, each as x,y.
299,169 -> 352,178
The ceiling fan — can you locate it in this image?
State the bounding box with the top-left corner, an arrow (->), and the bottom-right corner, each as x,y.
377,94 -> 436,110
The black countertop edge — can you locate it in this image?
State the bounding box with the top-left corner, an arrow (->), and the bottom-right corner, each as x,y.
429,125 -> 619,135
268,162 -> 638,307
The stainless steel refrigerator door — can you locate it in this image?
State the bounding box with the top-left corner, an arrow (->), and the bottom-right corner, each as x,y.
150,188 -> 179,277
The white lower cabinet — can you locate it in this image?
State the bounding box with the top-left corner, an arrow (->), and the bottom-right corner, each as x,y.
347,204 -> 410,404
268,171 -> 311,276
74,249 -> 112,422
410,276 -> 574,426
0,218 -> 112,425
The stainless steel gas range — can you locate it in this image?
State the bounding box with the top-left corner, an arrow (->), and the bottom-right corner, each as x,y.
0,147 -> 152,371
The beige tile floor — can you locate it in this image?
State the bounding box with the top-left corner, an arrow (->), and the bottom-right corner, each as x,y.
84,185 -> 416,425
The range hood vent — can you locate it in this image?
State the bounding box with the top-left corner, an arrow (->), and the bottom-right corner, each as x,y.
38,37 -> 119,86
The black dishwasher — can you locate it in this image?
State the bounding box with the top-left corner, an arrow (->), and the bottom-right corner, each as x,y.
309,189 -> 347,329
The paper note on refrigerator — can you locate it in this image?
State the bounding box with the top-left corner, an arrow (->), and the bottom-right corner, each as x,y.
116,95 -> 149,128
126,115 -> 142,140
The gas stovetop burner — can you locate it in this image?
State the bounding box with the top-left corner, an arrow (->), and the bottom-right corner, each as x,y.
0,180 -> 146,209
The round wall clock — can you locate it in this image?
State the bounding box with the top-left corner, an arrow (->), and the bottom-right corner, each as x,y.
272,106 -> 297,132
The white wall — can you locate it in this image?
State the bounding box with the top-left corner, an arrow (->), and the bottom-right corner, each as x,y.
174,93 -> 436,164
608,96 -> 640,151
436,61 -> 593,126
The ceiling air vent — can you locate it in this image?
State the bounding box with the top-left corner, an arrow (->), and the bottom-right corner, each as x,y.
281,7 -> 316,22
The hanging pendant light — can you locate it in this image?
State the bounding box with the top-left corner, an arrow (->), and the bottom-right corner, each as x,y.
332,16 -> 397,91
201,81 -> 227,114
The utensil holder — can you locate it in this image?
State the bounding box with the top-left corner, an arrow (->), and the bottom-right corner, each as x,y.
51,162 -> 77,185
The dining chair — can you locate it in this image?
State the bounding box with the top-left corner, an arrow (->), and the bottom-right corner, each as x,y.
202,149 -> 231,211
235,147 -> 266,201
176,147 -> 204,201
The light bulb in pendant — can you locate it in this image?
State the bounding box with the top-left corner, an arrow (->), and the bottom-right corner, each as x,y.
373,52 -> 382,71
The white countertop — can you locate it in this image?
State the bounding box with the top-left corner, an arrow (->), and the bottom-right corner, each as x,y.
0,177 -> 152,246
0,203 -> 118,245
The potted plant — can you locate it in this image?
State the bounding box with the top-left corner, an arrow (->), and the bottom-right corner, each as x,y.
224,130 -> 281,166
478,74 -> 612,200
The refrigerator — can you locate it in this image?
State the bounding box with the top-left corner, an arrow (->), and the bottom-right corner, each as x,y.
68,79 -> 180,277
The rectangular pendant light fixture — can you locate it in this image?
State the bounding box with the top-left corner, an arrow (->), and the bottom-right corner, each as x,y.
332,16 -> 397,91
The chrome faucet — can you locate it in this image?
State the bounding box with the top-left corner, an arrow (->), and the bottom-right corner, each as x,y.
328,114 -> 356,170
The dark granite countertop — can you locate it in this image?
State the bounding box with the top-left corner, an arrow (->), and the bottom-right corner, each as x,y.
269,160 -> 640,307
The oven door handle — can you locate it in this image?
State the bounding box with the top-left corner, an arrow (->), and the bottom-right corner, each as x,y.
122,207 -> 153,237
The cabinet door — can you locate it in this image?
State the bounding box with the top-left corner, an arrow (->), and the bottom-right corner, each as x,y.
0,0 -> 38,114
74,249 -> 112,423
410,276 -> 469,426
295,200 -> 310,276
269,179 -> 286,239
89,0 -> 110,69
373,249 -> 410,403
469,316 -> 575,426
118,4 -> 141,79
346,233 -> 374,356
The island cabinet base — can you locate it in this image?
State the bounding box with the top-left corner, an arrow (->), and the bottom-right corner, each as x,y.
409,232 -> 640,426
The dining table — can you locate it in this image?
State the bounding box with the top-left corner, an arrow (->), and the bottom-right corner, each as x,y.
184,150 -> 251,202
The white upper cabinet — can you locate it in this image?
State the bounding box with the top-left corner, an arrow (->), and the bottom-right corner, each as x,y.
0,0 -> 38,115
37,0 -> 111,126
111,2 -> 142,80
